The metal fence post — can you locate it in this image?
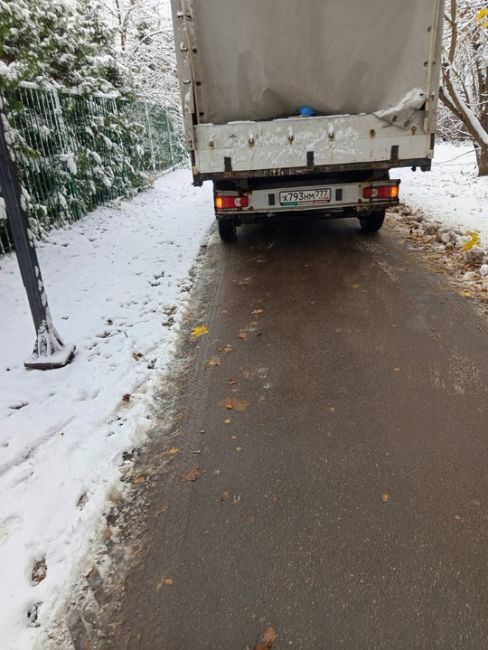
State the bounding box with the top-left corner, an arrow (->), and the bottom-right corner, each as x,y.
166,111 -> 174,166
144,101 -> 157,175
0,97 -> 75,369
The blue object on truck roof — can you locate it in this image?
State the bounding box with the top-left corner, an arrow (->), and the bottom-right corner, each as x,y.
299,106 -> 316,117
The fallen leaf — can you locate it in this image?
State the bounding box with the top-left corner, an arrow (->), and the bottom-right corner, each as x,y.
463,231 -> 480,251
382,493 -> 390,503
252,309 -> 264,315
219,345 -> 235,354
238,331 -> 248,341
221,398 -> 249,412
166,447 -> 180,457
133,473 -> 147,485
255,626 -> 278,649
263,627 -> 278,644
236,446 -> 242,452
224,418 -> 232,424
156,576 -> 174,590
229,379 -> 237,385
476,7 -> 488,28
206,357 -> 221,367
122,393 -> 131,402
352,283 -> 361,289
231,435 -> 238,440
132,351 -> 144,361
219,490 -> 230,502
329,406 -> 336,413
180,466 -> 201,482
191,325 -> 209,339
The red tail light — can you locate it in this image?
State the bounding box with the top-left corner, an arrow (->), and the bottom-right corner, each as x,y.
215,195 -> 249,210
363,185 -> 399,200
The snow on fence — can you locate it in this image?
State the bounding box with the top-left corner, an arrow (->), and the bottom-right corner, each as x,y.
0,84 -> 185,255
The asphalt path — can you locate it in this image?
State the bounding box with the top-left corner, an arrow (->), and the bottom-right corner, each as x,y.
104,217 -> 488,649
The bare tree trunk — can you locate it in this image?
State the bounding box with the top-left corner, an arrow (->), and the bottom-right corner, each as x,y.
476,144 -> 488,177
441,0 -> 488,177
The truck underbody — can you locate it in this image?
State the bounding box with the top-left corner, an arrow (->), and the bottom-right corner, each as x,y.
213,169 -> 400,241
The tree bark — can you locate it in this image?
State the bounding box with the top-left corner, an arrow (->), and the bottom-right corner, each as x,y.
476,144 -> 488,177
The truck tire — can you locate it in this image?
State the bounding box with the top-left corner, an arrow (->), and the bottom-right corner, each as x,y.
359,210 -> 385,234
217,219 -> 238,242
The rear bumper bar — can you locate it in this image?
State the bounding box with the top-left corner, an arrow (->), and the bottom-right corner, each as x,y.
215,179 -> 400,220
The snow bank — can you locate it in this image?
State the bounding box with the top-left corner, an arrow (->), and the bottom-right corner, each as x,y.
391,142 -> 488,304
396,143 -> 488,242
0,169 -> 213,649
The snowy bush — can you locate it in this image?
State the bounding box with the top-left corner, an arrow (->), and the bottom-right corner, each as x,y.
0,0 -> 185,253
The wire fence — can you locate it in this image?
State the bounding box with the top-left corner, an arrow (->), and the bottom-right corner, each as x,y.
0,84 -> 186,255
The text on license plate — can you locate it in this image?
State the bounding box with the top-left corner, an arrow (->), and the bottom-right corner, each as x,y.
279,188 -> 332,206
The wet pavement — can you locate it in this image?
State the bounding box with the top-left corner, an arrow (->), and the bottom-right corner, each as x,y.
101,218 -> 488,649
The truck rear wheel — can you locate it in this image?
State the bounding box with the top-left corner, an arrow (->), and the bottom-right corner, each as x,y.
359,210 -> 385,234
217,219 -> 238,242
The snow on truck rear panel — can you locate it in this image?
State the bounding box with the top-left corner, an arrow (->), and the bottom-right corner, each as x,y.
172,0 -> 444,178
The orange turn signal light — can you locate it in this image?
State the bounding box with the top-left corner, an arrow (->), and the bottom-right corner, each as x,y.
363,185 -> 399,200
215,195 -> 248,210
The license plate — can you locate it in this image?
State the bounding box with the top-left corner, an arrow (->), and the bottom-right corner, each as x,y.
279,188 -> 332,207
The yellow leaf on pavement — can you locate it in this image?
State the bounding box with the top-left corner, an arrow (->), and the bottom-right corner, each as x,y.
191,325 -> 209,338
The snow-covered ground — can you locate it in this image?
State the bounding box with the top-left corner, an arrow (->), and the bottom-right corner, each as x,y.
396,143 -> 488,243
0,169 -> 213,650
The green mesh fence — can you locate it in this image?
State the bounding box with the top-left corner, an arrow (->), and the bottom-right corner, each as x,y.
0,85 -> 186,255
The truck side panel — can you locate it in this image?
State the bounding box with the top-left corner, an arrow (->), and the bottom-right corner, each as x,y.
171,0 -> 444,181
173,0 -> 443,125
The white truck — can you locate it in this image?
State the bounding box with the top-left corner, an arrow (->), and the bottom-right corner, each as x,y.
171,0 -> 445,241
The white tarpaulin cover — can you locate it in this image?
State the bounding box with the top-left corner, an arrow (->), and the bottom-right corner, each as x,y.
186,0 -> 440,125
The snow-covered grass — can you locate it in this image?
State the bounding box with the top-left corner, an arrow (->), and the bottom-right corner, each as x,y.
396,142 -> 488,243
0,169 -> 213,650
